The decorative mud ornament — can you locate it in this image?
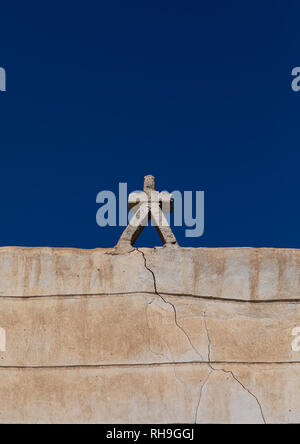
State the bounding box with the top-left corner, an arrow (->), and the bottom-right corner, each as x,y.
116,175 -> 178,250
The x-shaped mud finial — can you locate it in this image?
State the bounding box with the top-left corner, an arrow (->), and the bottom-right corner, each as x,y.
116,175 -> 178,250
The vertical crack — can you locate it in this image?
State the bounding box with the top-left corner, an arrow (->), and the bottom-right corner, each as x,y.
194,370 -> 212,424
137,248 -> 204,360
203,312 -> 211,362
203,312 -> 266,424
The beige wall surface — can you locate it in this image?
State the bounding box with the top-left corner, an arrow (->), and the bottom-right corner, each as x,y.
0,246 -> 299,423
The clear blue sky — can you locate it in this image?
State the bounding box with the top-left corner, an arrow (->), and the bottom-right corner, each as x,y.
0,1 -> 299,248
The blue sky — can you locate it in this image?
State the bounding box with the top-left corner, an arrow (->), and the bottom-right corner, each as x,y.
0,1 -> 299,248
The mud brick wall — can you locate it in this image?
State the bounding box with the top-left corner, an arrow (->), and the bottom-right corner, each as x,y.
0,246 -> 299,424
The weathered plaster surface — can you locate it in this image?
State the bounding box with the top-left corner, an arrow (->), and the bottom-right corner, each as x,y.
0,246 -> 299,423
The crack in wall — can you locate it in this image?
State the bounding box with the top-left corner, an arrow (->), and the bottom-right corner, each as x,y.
203,314 -> 267,424
136,248 -> 204,361
219,367 -> 266,424
4,290 -> 300,304
194,370 -> 212,424
0,361 -> 298,369
172,365 -> 211,425
204,313 -> 211,362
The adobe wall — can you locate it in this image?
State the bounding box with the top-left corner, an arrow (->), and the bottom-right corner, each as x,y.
0,246 -> 299,423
